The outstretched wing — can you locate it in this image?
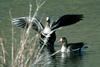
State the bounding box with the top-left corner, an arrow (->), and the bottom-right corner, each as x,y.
12,17 -> 44,32
51,14 -> 83,30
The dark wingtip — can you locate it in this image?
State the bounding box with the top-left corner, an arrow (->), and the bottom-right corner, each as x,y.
78,14 -> 83,19
70,14 -> 83,20
51,14 -> 84,30
68,14 -> 83,23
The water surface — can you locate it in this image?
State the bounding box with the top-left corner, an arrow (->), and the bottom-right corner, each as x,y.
0,0 -> 100,67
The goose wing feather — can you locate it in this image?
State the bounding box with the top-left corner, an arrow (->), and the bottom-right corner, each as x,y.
12,17 -> 44,32
51,14 -> 83,30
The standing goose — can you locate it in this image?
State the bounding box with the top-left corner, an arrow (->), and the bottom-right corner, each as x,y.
12,14 -> 83,54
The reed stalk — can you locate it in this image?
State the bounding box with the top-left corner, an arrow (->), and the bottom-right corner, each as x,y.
0,0 -> 53,67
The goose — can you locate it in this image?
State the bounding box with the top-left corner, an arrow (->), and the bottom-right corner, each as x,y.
58,37 -> 88,54
12,14 -> 83,54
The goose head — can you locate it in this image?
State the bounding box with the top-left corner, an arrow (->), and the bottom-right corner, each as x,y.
58,37 -> 72,58
59,37 -> 68,46
58,37 -> 69,53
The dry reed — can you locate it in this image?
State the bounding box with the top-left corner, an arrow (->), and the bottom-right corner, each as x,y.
0,0 -> 61,67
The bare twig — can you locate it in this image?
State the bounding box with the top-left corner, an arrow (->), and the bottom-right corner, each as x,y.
9,9 -> 15,67
0,38 -> 6,65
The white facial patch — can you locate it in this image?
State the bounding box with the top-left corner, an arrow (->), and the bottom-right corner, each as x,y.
59,38 -> 63,42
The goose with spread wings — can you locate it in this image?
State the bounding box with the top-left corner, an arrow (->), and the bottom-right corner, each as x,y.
12,14 -> 83,54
